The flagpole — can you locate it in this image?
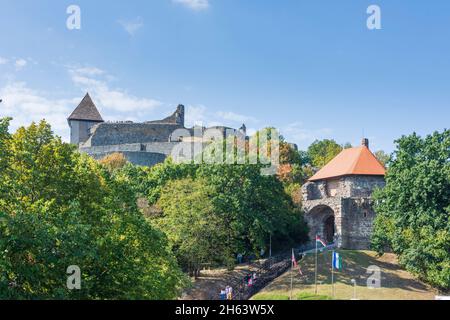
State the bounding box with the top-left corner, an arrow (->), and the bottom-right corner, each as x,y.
290,248 -> 294,300
314,236 -> 318,295
331,251 -> 335,298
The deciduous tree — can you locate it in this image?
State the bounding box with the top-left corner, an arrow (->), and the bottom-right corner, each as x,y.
372,130 -> 450,290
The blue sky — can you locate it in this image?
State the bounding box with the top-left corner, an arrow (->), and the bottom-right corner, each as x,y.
0,0 -> 449,152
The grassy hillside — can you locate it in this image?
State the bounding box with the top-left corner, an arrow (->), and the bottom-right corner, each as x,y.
252,250 -> 437,300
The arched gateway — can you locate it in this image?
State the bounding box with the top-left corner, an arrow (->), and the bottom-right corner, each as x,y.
305,205 -> 336,245
301,139 -> 386,249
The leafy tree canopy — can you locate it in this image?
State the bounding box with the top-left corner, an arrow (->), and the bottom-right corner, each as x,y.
145,161 -> 308,272
371,130 -> 450,290
374,150 -> 391,167
307,139 -> 344,169
0,119 -> 187,299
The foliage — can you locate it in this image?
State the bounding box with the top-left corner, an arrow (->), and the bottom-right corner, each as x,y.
296,293 -> 333,300
197,165 -> 308,254
142,159 -> 198,205
0,119 -> 187,299
88,128 -> 309,274
149,161 -> 308,272
279,141 -> 302,166
156,178 -> 225,276
252,293 -> 290,300
374,150 -> 391,167
371,130 -> 450,290
284,183 -> 302,207
307,139 -> 343,169
99,152 -> 128,171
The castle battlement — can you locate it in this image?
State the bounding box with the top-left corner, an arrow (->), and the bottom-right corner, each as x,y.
68,93 -> 247,167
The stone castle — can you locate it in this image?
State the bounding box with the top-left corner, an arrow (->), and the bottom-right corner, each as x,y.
68,93 -> 247,166
69,93 -> 385,250
301,139 -> 386,250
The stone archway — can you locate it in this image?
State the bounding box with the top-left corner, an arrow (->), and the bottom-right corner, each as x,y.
305,205 -> 335,245
324,215 -> 335,244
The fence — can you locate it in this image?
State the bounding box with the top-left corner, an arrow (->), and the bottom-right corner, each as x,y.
213,243 -> 337,300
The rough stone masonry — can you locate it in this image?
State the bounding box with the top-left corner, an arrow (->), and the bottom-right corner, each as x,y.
301,139 -> 386,250
68,93 -> 247,167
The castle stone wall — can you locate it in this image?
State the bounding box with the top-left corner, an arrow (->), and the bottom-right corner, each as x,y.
341,198 -> 376,249
87,151 -> 168,167
343,176 -> 385,198
69,120 -> 102,145
302,175 -> 385,250
85,123 -> 184,147
80,142 -> 182,156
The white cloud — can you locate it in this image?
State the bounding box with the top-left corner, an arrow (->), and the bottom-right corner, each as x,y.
118,17 -> 144,36
0,82 -> 76,141
73,66 -> 105,76
68,67 -> 162,114
185,105 -> 208,127
0,65 -> 165,141
185,105 -> 257,128
173,0 -> 209,11
0,57 -> 8,65
14,59 -> 28,69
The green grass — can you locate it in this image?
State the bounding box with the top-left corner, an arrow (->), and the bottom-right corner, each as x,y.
251,292 -> 333,300
252,293 -> 290,300
297,293 -> 333,300
251,251 -> 437,300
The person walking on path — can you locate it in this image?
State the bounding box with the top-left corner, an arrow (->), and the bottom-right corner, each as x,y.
226,286 -> 233,300
220,289 -> 226,300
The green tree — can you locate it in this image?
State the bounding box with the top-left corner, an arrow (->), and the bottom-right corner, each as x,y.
0,117 -> 12,200
99,152 -> 128,171
148,161 -> 308,271
371,130 -> 450,290
196,164 -> 307,259
0,119 -> 187,299
156,178 -> 225,277
307,139 -> 343,169
145,159 -> 198,205
374,150 -> 391,167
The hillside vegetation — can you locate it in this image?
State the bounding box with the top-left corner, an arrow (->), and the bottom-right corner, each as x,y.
252,250 -> 437,300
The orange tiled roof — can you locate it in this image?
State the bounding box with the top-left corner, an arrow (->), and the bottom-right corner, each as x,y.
308,143 -> 386,182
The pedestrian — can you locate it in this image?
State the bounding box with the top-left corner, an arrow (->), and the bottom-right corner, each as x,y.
237,253 -> 243,264
227,286 -> 233,300
220,289 -> 226,300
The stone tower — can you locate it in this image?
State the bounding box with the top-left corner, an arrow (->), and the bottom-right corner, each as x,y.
301,139 -> 386,249
68,93 -> 104,145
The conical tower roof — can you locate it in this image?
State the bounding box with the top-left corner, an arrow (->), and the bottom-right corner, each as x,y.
68,93 -> 103,122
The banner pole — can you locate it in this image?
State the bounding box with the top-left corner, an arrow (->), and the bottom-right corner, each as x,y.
290,249 -> 294,300
331,251 -> 335,298
314,237 -> 318,295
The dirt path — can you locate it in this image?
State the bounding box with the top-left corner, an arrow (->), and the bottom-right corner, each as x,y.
180,264 -> 260,300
